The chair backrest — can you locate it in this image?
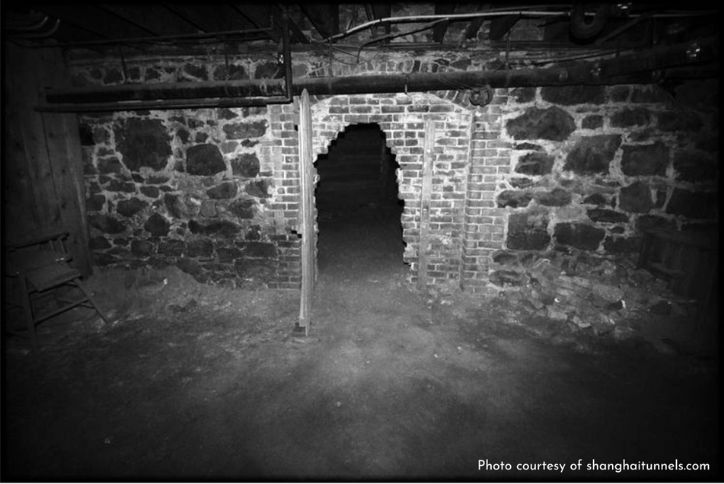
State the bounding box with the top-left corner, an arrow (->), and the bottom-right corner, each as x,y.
5,231 -> 72,276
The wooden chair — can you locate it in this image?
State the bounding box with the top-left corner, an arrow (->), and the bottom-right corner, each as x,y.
4,230 -> 108,350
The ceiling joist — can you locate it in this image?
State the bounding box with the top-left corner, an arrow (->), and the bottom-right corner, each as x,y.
299,3 -> 339,39
432,3 -> 456,43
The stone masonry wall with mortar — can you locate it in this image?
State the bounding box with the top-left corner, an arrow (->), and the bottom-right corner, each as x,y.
488,82 -> 718,292
80,105 -> 301,289
71,52 -> 717,293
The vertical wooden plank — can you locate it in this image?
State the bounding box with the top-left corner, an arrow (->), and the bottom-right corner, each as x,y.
43,112 -> 93,276
5,45 -> 92,276
6,46 -> 62,235
298,89 -> 315,334
39,48 -> 93,275
418,119 -> 435,291
458,113 -> 476,290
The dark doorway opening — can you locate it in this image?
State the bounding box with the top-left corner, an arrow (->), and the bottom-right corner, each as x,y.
314,124 -> 405,277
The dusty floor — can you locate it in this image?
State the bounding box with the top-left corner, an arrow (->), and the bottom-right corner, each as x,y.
2,203 -> 720,480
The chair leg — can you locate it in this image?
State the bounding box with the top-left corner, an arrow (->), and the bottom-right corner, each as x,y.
18,276 -> 38,351
75,279 -> 109,325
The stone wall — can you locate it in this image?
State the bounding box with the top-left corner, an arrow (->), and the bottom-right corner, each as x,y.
73,52 -> 718,293
81,105 -> 300,289
488,82 -> 719,291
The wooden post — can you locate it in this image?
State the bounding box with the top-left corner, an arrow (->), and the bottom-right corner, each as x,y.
5,46 -> 92,276
418,119 -> 435,291
297,89 -> 315,334
458,113 -> 476,290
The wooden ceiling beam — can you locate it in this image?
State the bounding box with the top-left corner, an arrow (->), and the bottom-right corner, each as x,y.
432,3 -> 456,43
299,3 -> 339,38
464,3 -> 488,40
369,3 -> 391,38
38,5 -> 155,39
272,6 -> 309,44
489,15 -> 520,40
101,5 -> 203,36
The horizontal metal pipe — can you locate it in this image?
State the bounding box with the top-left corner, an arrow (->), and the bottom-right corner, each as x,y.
39,37 -> 717,112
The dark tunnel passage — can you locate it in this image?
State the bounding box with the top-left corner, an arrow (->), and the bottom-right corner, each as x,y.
314,124 -> 405,277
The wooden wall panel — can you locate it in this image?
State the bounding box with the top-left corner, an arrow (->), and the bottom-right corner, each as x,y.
4,45 -> 91,276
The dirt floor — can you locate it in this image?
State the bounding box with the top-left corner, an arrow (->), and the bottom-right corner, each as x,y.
2,202 -> 720,480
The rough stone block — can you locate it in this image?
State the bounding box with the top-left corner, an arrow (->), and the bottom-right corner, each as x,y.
89,214 -> 126,234
217,247 -> 243,263
564,135 -> 621,175
506,210 -> 550,250
89,236 -> 111,249
116,197 -> 148,217
144,213 -> 170,236
131,239 -> 154,256
139,186 -> 160,198
608,85 -> 630,102
490,270 -> 526,286
164,193 -> 199,219
218,108 -> 238,120
223,120 -> 267,139
106,179 -> 137,193
188,219 -> 241,237
618,181 -> 653,213
87,194 -> 106,212
610,108 -> 651,127
492,250 -> 519,265
497,190 -> 532,208
176,257 -> 203,279
200,200 -> 217,217
513,142 -> 543,151
207,181 -> 238,199
554,223 -> 605,250
186,144 -> 226,176
541,85 -> 605,105
176,128 -> 190,144
535,188 -> 571,207
231,153 -> 261,177
246,179 -> 271,198
114,118 -> 171,171
147,175 -> 169,184
509,177 -> 535,188
213,64 -> 247,80
587,208 -> 629,223
515,152 -> 555,175
186,239 -> 213,257
506,106 -> 575,141
228,199 -> 255,219
511,87 -> 535,103
158,239 -> 185,256
620,142 -> 669,176
182,63 -> 208,80
603,236 -> 641,254
582,193 -> 609,206
97,156 -> 124,174
581,115 -> 603,129
255,62 -> 283,79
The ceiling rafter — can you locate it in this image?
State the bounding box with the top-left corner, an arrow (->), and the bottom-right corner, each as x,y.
299,3 -> 339,39
432,2 -> 456,43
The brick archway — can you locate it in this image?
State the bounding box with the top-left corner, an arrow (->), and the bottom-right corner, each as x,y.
310,92 -> 476,287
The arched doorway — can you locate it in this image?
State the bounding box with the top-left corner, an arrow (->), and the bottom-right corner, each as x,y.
314,123 -> 405,277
